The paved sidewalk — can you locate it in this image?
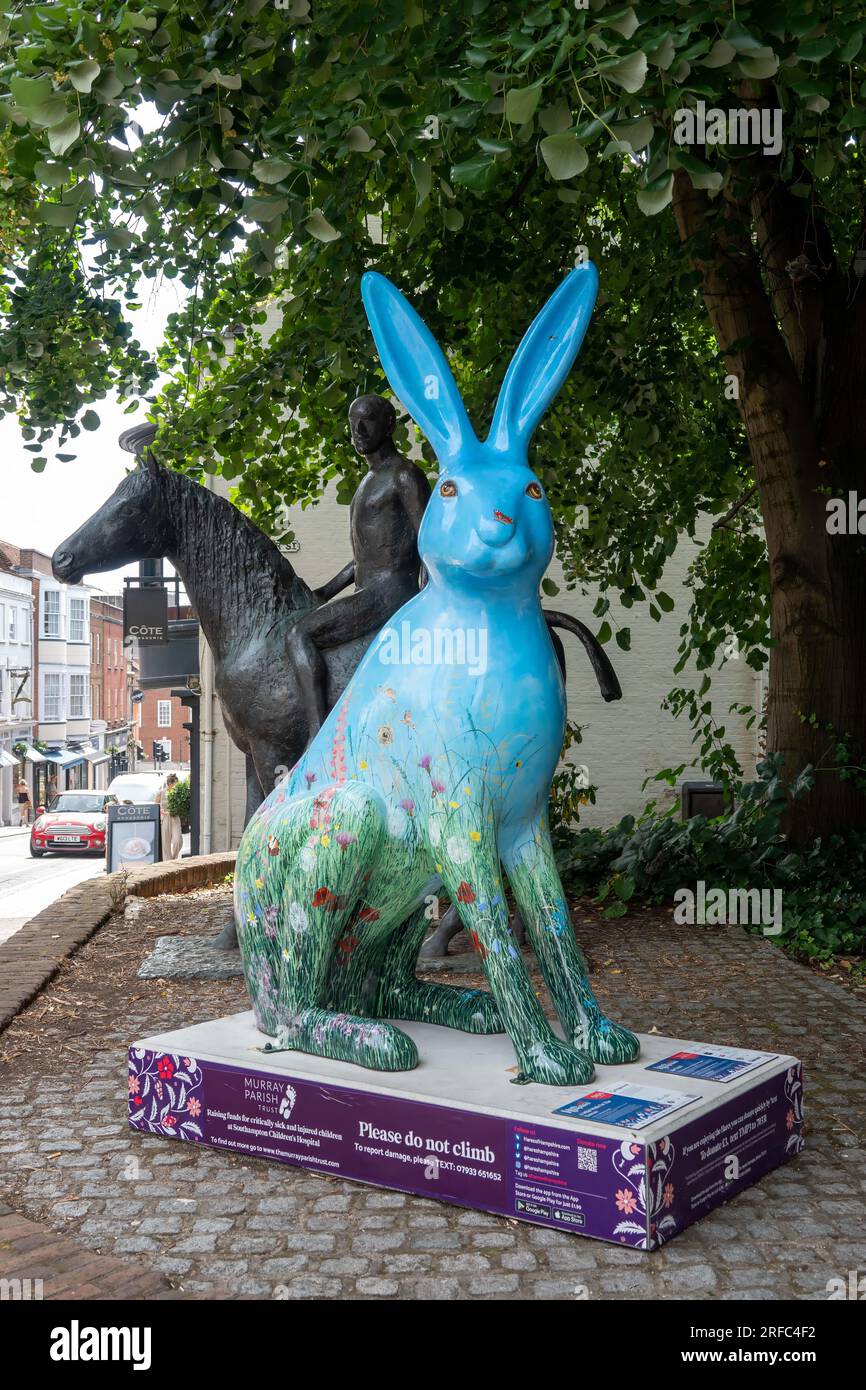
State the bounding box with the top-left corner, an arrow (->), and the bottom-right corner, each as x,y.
1,888 -> 864,1300
0,1201 -> 193,1299
0,825 -> 29,839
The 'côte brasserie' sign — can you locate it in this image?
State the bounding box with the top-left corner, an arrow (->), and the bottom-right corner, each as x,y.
123,587 -> 168,645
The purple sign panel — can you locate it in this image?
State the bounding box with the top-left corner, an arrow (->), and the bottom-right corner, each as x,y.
128,1048 -> 803,1250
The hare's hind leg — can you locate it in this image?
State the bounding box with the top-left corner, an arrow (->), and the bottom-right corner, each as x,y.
236,781 -> 417,1072
376,904 -> 503,1034
502,819 -> 640,1066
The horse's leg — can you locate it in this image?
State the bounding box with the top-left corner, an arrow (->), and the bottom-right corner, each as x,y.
501,818 -> 639,1065
418,899 -> 526,958
236,781 -> 418,1071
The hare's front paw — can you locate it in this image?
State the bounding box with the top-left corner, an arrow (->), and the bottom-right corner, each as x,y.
581,1018 -> 640,1066
515,1037 -> 595,1087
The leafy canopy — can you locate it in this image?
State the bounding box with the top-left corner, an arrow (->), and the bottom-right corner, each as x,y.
2,0 -> 864,772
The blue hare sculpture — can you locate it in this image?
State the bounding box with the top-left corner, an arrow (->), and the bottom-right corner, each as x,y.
234,262 -> 639,1086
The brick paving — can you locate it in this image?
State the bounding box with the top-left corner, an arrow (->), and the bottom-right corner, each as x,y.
1,886 -> 865,1300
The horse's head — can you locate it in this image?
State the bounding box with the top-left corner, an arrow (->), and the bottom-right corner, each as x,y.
52,454 -> 170,584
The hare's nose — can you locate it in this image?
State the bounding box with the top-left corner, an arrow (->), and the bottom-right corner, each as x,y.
478,512 -> 515,547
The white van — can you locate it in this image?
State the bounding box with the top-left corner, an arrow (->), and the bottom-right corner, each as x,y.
106,771 -> 166,805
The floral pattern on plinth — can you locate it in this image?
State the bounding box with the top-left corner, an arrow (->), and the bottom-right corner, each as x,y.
128,1048 -> 205,1141
611,1136 -> 678,1249
784,1063 -> 805,1156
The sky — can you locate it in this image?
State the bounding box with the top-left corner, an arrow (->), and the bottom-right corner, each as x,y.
0,101 -> 188,595
0,276 -> 188,594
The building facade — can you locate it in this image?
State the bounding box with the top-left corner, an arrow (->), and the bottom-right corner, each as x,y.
0,545 -> 35,825
89,594 -> 135,787
136,687 -> 189,768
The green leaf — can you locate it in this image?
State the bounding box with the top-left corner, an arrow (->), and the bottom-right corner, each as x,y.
450,154 -> 499,192
442,208 -> 464,231
540,133 -> 588,180
67,60 -> 101,94
597,621 -> 612,644
636,171 -> 674,215
505,83 -> 542,125
541,577 -> 560,597
410,156 -> 432,202
251,157 -> 294,183
539,101 -> 572,135
615,627 -> 631,651
47,115 -> 80,156
81,410 -> 100,431
346,125 -> 375,152
303,208 -> 340,242
40,201 -> 79,227
10,76 -> 53,109
603,51 -> 648,93
656,591 -> 675,612
798,36 -> 837,62
34,160 -> 70,187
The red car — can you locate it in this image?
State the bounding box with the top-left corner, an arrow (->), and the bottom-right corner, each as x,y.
30,791 -> 117,857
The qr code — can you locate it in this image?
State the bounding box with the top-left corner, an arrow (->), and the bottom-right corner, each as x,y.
577,1147 -> 597,1173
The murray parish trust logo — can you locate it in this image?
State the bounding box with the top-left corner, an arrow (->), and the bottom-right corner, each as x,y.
243,1075 -> 297,1119
378,620 -> 488,676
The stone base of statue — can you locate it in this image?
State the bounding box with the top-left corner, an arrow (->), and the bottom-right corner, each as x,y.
128,1014 -> 803,1251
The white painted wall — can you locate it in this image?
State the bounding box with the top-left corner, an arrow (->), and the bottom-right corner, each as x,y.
0,570 -> 35,824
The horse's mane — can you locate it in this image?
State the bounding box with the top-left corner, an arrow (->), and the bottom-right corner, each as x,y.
156,467 -> 316,634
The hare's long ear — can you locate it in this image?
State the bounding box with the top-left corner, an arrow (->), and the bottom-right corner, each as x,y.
361,271 -> 476,465
487,263 -> 598,454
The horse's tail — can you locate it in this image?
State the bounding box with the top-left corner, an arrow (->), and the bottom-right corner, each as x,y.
543,609 -> 622,703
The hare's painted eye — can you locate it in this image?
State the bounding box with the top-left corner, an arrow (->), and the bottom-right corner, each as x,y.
525,481 -> 543,500
440,480 -> 458,498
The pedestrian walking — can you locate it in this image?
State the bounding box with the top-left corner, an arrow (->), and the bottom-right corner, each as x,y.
157,773 -> 183,860
16,778 -> 31,827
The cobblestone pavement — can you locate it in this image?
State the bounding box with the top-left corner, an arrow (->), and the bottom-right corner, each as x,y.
1,889 -> 864,1300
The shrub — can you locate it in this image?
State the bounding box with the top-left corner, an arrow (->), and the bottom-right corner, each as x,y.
555,754 -> 866,964
165,779 -> 191,823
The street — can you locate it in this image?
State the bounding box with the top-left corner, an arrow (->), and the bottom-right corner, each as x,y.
0,829 -> 106,945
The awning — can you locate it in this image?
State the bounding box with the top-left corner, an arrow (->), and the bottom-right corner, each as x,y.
84,749 -> 110,765
0,749 -> 18,768
44,749 -> 86,769
23,745 -> 47,763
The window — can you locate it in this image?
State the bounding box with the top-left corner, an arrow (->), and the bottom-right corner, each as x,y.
43,590 -> 60,638
157,699 -> 172,728
69,673 -> 88,720
0,603 -> 5,641
92,630 -> 101,666
92,683 -> 100,720
44,672 -> 62,722
9,605 -> 17,642
69,597 -> 86,642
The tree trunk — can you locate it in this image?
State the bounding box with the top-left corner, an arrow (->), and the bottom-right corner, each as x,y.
672,168 -> 866,842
